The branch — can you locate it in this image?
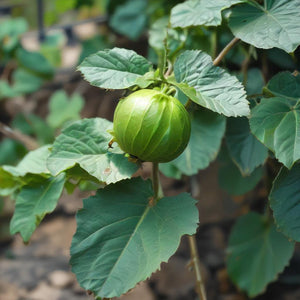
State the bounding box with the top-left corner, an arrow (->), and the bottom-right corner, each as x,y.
213,37 -> 240,66
0,122 -> 39,150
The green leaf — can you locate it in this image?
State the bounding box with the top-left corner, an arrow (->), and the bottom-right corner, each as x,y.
47,118 -> 138,184
0,139 -> 26,165
70,177 -> 198,298
109,0 -> 147,40
173,50 -> 249,117
228,0 -> 300,53
269,164 -> 300,242
226,117 -> 268,175
16,47 -> 54,79
3,145 -> 51,177
159,163 -> 182,180
266,48 -> 297,70
250,97 -> 300,169
10,173 -> 66,242
167,77 -> 199,104
227,212 -> 295,297
149,17 -> 169,52
47,90 -> 84,129
161,109 -> 225,176
0,17 -> 28,40
0,167 -> 21,196
12,68 -> 43,94
12,113 -> 54,145
171,0 -> 244,28
78,48 -> 152,89
243,68 -> 264,95
218,147 -> 263,195
0,146 -> 52,196
40,33 -> 64,67
0,17 -> 28,51
0,80 -> 19,99
265,72 -> 300,101
79,35 -> 112,64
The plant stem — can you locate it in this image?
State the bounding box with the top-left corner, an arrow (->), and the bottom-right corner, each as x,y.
241,54 -> 251,86
0,121 -> 39,150
213,37 -> 240,66
188,175 -> 207,300
188,235 -> 207,300
152,162 -> 160,205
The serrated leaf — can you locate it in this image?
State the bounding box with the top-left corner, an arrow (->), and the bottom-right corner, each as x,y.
161,109 -> 225,176
269,164 -> 300,242
46,90 -> 84,129
10,173 -> 66,242
109,0 -> 147,40
171,0 -> 244,28
218,147 -> 263,195
265,72 -> 300,101
70,177 -> 198,298
78,48 -> 152,89
227,212 -> 295,297
47,118 -> 138,184
174,50 -> 249,117
226,117 -> 268,175
250,97 -> 300,169
228,0 -> 300,53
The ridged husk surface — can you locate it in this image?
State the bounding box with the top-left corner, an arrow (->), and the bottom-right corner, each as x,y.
113,89 -> 191,163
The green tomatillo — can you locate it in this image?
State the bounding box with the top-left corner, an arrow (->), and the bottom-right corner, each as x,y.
111,88 -> 191,163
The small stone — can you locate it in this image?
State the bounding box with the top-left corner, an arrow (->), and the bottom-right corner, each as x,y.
26,282 -> 61,300
48,270 -> 74,289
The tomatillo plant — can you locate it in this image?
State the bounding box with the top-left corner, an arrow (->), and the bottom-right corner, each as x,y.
2,1 -> 300,299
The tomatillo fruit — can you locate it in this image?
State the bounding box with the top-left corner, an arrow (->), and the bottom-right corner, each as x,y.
112,89 -> 191,163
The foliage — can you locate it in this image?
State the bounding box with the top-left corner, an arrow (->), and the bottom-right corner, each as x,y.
1,0 -> 300,299
71,177 -> 198,298
227,212 -> 295,297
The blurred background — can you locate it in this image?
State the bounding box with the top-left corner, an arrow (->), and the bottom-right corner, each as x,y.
0,1 -> 300,299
